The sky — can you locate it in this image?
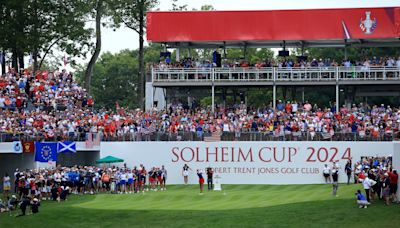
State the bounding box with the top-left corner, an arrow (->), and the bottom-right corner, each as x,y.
75,0 -> 400,69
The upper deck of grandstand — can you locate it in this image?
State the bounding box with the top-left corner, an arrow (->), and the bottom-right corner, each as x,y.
151,57 -> 400,87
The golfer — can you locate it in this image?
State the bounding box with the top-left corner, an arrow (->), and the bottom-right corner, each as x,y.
182,164 -> 192,185
197,169 -> 205,194
332,169 -> 339,197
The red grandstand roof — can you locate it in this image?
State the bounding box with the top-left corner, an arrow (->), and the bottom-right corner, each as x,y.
147,7 -> 400,48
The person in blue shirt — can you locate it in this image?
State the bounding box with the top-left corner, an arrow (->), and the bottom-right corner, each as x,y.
276,100 -> 285,111
355,189 -> 370,208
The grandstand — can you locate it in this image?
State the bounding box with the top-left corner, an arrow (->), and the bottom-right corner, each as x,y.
146,7 -> 400,113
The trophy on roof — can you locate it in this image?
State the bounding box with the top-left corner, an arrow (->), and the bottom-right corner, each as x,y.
360,11 -> 377,35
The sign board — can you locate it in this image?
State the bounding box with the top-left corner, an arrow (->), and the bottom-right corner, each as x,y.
101,141 -> 394,185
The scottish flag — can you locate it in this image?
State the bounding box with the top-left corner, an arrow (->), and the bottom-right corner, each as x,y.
35,142 -> 58,162
58,141 -> 77,153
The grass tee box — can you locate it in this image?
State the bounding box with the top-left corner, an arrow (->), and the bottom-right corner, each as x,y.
1,184 -> 400,228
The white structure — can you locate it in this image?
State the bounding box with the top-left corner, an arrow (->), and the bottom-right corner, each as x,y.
100,141 -> 396,185
214,175 -> 222,191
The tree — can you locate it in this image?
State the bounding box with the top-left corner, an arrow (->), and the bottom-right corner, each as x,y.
171,0 -> 188,11
76,44 -> 163,109
112,0 -> 159,110
90,50 -> 139,108
200,5 -> 215,11
84,0 -> 105,95
26,0 -> 92,71
296,47 -> 400,62
0,0 -> 92,73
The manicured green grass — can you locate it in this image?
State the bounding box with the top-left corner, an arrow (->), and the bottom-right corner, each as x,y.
1,184 -> 400,228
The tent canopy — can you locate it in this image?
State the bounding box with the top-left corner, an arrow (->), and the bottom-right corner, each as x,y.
96,156 -> 124,164
147,7 -> 400,48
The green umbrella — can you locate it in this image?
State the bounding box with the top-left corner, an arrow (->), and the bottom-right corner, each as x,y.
96,156 -> 124,164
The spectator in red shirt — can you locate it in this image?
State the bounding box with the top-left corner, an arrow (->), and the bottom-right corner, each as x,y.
388,169 -> 398,203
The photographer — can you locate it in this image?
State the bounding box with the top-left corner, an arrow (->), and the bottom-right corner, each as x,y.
344,160 -> 352,185
31,198 -> 40,214
16,195 -> 30,217
8,195 -> 18,212
0,199 -> 6,213
355,190 -> 370,208
206,167 -> 214,190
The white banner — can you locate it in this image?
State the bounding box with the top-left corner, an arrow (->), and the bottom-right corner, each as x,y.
101,141 -> 394,185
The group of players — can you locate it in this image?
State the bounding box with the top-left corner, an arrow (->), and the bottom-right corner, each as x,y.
108,165 -> 168,194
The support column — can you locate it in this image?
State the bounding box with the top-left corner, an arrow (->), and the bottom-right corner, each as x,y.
163,88 -> 167,110
176,48 -> 180,62
336,84 -> 339,114
273,85 -> 276,110
302,87 -> 305,103
223,42 -> 227,59
152,87 -> 156,109
243,44 -> 247,60
211,85 -> 215,113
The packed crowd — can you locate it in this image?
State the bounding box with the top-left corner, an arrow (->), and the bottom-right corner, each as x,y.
155,56 -> 400,69
322,156 -> 398,208
1,67 -> 400,142
0,68 -> 94,141
1,164 -> 168,215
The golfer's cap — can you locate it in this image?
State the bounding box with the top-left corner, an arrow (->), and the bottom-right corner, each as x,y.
33,198 -> 38,202
12,195 -> 16,199
384,173 -> 389,176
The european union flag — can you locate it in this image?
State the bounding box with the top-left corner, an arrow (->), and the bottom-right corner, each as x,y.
35,142 -> 58,162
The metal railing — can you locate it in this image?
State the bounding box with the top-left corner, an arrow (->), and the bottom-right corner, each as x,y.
2,131 -> 397,142
152,67 -> 400,83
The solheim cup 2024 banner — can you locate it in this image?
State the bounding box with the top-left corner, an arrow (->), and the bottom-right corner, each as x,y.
100,141 -> 394,185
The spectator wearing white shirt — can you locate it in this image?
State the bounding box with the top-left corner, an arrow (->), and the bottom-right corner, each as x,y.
396,57 -> 400,69
323,164 -> 331,183
361,174 -> 376,202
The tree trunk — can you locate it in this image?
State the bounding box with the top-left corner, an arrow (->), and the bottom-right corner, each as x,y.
138,0 -> 145,110
1,50 -> 5,74
11,49 -> 18,69
39,37 -> 63,70
32,0 -> 39,73
85,0 -> 103,95
33,50 -> 38,72
18,54 -> 24,71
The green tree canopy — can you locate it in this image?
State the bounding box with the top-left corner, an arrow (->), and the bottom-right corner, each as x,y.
76,44 -> 163,109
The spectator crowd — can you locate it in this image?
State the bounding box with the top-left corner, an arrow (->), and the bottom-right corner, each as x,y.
1,164 -> 167,215
0,57 -> 400,142
154,55 -> 400,69
322,156 -> 398,208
